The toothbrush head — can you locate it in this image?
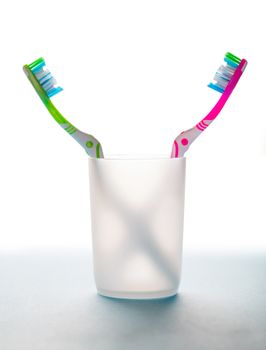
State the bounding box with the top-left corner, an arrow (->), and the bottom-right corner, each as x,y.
23,58 -> 63,99
208,52 -> 247,94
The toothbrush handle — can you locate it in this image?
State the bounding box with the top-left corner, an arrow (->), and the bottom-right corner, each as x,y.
171,59 -> 247,158
171,92 -> 230,158
43,97 -> 104,158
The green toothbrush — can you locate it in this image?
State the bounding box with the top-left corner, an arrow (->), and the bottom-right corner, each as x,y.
23,58 -> 104,158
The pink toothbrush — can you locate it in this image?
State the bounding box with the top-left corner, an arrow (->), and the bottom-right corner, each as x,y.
171,52 -> 247,158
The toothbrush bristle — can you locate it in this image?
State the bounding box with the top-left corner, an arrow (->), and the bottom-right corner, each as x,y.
28,58 -> 63,98
208,52 -> 241,93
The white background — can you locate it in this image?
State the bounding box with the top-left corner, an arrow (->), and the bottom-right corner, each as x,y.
0,0 -> 265,252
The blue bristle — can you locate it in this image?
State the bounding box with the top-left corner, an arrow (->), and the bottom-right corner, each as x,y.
31,61 -> 45,73
47,87 -> 63,98
224,57 -> 239,68
208,83 -> 224,93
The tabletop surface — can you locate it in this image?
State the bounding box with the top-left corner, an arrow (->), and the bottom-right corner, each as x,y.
0,249 -> 265,350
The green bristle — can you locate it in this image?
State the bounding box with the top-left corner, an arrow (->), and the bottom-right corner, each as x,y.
225,52 -> 241,64
28,57 -> 44,70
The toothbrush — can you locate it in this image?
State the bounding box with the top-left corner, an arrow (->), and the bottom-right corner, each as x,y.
23,58 -> 104,158
171,52 -> 247,158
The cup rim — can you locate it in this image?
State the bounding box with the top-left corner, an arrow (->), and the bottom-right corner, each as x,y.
89,154 -> 186,161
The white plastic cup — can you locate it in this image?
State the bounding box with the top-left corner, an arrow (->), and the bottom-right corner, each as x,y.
89,156 -> 186,299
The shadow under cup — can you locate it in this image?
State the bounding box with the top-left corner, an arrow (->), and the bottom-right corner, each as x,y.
89,156 -> 186,299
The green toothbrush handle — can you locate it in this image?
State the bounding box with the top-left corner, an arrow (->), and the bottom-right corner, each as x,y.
46,101 -> 104,158
43,99 -> 104,158
60,122 -> 104,158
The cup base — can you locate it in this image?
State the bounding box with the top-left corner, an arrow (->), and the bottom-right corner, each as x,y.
97,288 -> 178,300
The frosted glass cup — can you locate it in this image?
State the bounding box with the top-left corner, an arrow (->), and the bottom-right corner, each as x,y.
88,156 -> 186,299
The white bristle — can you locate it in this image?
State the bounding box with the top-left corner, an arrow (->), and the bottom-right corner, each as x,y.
212,64 -> 237,91
36,66 -> 61,97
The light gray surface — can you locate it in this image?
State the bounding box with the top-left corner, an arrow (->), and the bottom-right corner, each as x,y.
0,250 -> 265,350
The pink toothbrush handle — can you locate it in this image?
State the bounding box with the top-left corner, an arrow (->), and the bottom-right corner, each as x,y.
171,59 -> 247,158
